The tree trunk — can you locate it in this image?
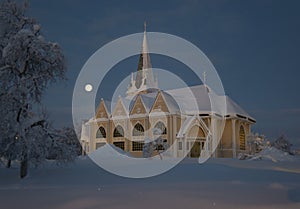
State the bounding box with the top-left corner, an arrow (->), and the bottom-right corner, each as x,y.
20,158 -> 28,179
6,159 -> 11,168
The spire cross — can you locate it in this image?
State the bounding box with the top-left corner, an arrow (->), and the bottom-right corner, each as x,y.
144,21 -> 147,32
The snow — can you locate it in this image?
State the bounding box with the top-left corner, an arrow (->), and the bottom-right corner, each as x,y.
243,147 -> 299,163
167,85 -> 254,119
1,157 -> 300,209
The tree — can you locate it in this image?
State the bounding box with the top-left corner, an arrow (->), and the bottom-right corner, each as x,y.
143,136 -> 169,159
47,127 -> 82,163
272,135 -> 293,154
247,133 -> 268,154
0,0 -> 69,178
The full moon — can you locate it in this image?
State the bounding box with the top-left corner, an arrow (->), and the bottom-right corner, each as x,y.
84,84 -> 93,92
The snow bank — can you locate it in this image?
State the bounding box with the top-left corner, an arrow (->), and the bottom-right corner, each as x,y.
240,147 -> 299,162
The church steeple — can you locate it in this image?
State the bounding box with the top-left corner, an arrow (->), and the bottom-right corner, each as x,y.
135,22 -> 153,89
141,22 -> 152,70
126,22 -> 158,98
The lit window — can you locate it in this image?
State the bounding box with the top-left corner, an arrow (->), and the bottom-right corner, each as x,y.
113,141 -> 125,150
96,127 -> 106,138
239,126 -> 246,150
132,141 -> 144,151
153,121 -> 167,135
113,125 -> 124,137
133,123 -> 144,136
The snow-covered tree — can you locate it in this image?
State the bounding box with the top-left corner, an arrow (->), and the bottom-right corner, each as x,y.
47,127 -> 82,163
247,133 -> 268,154
272,135 -> 293,154
142,136 -> 169,159
0,0 -> 71,178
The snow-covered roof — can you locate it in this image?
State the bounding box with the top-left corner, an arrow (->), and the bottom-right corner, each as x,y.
160,91 -> 180,113
95,84 -> 254,122
140,92 -> 157,112
166,85 -> 254,120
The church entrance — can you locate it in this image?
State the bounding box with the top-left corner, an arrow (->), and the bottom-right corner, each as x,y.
187,125 -> 206,158
190,141 -> 201,157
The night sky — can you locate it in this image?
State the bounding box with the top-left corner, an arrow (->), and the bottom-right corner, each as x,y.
25,0 -> 300,146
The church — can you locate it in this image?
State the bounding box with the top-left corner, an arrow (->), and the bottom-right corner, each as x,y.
80,26 -> 256,158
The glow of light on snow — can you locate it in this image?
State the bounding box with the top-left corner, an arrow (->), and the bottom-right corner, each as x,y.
84,84 -> 93,92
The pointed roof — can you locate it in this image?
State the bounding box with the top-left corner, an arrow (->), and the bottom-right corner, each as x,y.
111,96 -> 128,117
141,22 -> 152,70
95,98 -> 110,118
135,22 -> 154,89
129,94 -> 144,114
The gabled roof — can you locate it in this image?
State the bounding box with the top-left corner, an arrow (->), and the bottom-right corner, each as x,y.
160,91 -> 180,113
103,100 -> 112,114
166,85 -> 254,120
111,96 -> 128,117
95,99 -> 111,119
166,85 -> 211,113
129,94 -> 147,115
95,84 -> 254,122
225,96 -> 250,117
140,92 -> 157,112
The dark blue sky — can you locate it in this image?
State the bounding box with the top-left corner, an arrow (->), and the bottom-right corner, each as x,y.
26,0 -> 300,146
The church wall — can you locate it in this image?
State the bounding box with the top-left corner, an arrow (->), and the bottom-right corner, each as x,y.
235,120 -> 251,153
218,119 -> 233,157
86,98 -> 255,159
176,116 -> 182,133
202,117 -> 210,128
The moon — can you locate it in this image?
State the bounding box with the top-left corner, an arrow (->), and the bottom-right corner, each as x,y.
84,84 -> 93,92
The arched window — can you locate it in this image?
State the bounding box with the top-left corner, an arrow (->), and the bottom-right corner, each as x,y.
239,126 -> 246,150
96,127 -> 106,138
153,121 -> 167,135
133,123 -> 144,136
113,125 -> 124,137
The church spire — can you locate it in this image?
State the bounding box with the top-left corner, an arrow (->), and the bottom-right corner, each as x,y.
126,22 -> 158,98
135,21 -> 152,88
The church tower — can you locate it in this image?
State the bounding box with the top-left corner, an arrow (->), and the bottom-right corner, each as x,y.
126,22 -> 158,98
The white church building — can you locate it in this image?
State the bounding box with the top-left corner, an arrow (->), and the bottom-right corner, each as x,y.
80,25 -> 256,158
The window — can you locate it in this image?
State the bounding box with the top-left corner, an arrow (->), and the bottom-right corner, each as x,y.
96,127 -> 106,138
178,141 -> 182,150
113,141 -> 125,150
132,141 -> 144,151
153,121 -> 167,135
239,126 -> 246,150
113,125 -> 124,137
186,142 -> 190,150
96,142 -> 105,149
133,123 -> 144,136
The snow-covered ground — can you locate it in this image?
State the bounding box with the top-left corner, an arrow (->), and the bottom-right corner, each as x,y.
1,154 -> 300,209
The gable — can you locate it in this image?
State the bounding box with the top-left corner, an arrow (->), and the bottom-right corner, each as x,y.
150,92 -> 169,113
130,95 -> 147,115
112,98 -> 128,117
96,100 -> 109,119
